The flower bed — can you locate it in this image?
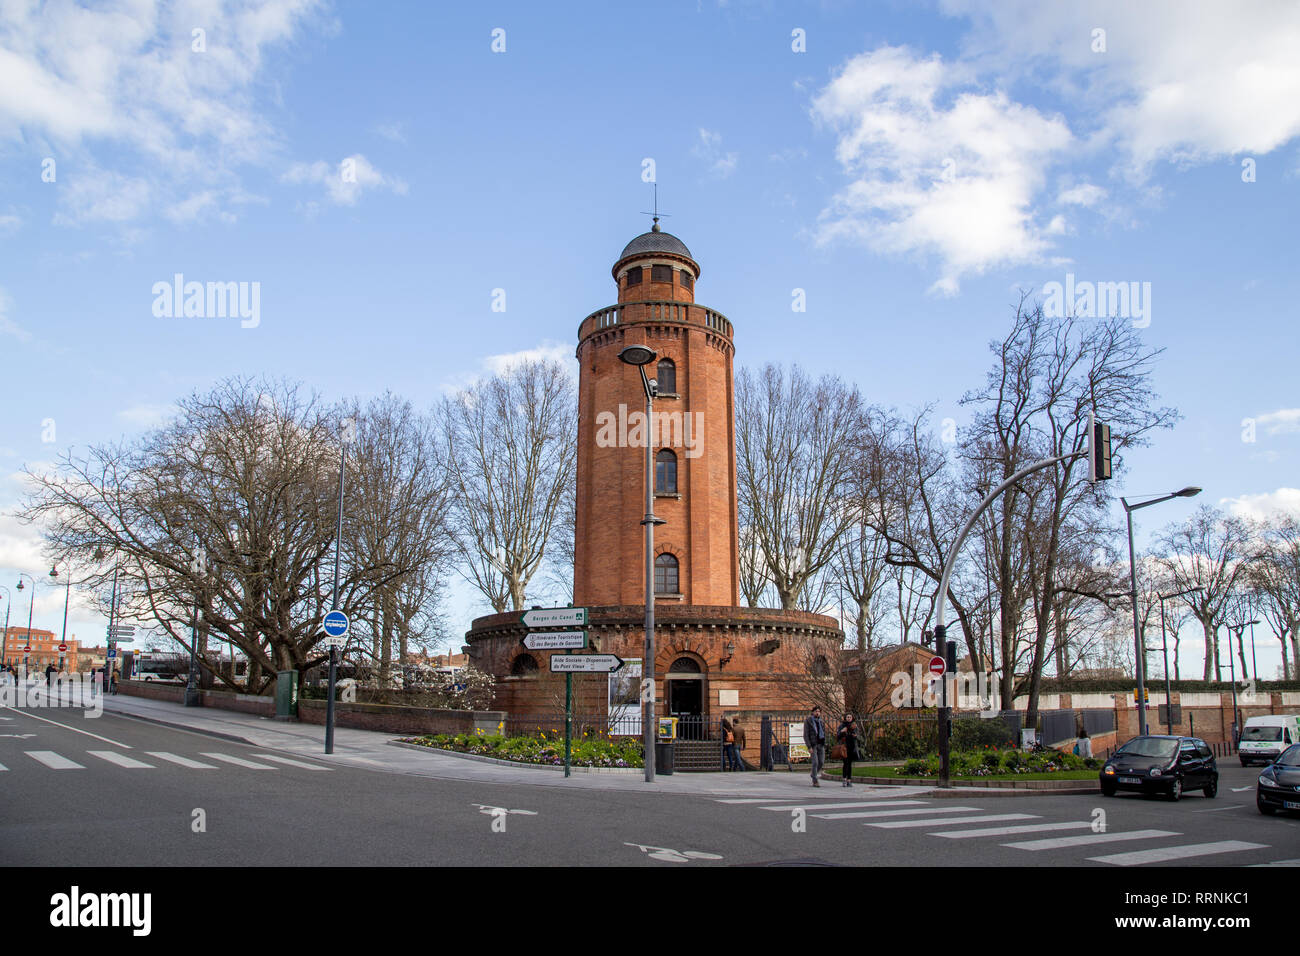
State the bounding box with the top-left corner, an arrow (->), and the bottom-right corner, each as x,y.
885,747 -> 1101,778
400,731 -> 644,769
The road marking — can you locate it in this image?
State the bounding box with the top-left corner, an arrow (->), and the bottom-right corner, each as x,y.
1231,786 -> 1253,792
814,805 -> 979,820
1003,829 -> 1178,851
2,707 -> 132,748
1191,804 -> 1246,812
0,761 -> 6,771
935,821 -> 1095,839
1249,859 -> 1300,867
87,750 -> 155,769
146,752 -> 218,769
761,800 -> 926,812
716,797 -> 785,804
252,753 -> 332,771
868,813 -> 1036,829
200,752 -> 274,770
1089,840 -> 1270,866
25,750 -> 85,769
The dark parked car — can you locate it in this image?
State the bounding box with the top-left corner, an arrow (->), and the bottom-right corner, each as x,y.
1256,743 -> 1300,815
1100,735 -> 1218,800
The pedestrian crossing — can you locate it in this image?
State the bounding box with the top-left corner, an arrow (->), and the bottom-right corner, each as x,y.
1,748 -> 332,773
711,789 -> 1285,866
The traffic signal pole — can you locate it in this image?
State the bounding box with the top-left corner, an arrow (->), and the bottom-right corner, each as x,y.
933,449 -> 1089,788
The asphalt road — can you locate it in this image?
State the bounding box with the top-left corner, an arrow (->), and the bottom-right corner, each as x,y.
2,704 -> 1297,867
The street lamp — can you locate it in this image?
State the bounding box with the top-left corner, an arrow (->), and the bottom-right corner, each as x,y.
49,565 -> 72,673
325,416 -> 356,755
185,549 -> 207,707
619,344 -> 661,784
16,573 -> 36,679
0,585 -> 10,672
1223,616 -> 1259,747
1158,586 -> 1202,734
1121,487 -> 1200,735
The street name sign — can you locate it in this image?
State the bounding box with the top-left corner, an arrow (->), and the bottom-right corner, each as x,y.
521,607 -> 587,629
523,631 -> 587,651
550,654 -> 624,673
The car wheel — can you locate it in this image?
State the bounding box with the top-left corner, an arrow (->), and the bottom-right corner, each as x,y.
1169,778 -> 1182,801
1240,758 -> 1250,767
1101,783 -> 1116,797
1203,777 -> 1217,798
1258,797 -> 1276,815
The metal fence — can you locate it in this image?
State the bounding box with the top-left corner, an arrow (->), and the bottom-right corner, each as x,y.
499,713 -> 642,739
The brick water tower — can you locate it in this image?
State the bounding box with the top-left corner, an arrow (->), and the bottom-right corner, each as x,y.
465,220 -> 843,768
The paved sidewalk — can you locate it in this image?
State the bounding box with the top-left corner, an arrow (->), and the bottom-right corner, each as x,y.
101,694 -> 933,798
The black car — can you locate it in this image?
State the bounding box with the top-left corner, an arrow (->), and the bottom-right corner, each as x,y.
1100,735 -> 1218,800
1256,743 -> 1300,815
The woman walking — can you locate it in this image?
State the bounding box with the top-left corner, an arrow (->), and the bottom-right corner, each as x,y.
835,713 -> 860,787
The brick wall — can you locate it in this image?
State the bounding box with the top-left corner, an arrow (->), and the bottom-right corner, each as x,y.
297,699 -> 505,736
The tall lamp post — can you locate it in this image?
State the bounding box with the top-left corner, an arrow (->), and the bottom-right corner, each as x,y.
1158,586 -> 1202,734
185,549 -> 207,707
1121,487 -> 1201,736
325,416 -> 356,756
16,573 -> 37,679
1223,617 -> 1258,747
0,585 -> 10,671
619,344 -> 662,784
49,565 -> 72,672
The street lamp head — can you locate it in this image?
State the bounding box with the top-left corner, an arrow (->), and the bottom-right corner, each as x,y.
49,565 -> 58,579
618,345 -> 657,367
15,580 -> 22,591
1174,486 -> 1201,498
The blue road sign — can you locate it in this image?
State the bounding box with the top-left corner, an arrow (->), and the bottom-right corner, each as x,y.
323,610 -> 349,639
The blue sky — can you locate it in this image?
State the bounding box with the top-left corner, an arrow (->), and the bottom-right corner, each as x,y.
1,1 -> 1298,677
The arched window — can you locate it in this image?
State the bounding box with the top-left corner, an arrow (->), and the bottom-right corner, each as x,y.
669,656 -> 702,673
625,266 -> 642,287
655,449 -> 677,493
812,655 -> 830,677
510,654 -> 539,677
656,359 -> 676,395
654,553 -> 679,594
651,264 -> 673,283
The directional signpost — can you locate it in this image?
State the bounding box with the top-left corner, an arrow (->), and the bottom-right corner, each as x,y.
521,607 -> 593,777
549,654 -> 624,673
522,631 -> 587,651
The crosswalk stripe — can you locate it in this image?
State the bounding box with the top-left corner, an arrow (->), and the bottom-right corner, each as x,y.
935,821 -> 1095,839
25,751 -> 84,769
251,753 -> 332,771
762,800 -> 926,812
1249,858 -> 1300,867
1089,841 -> 1271,866
200,752 -> 274,770
0,762 -> 6,771
814,805 -> 978,820
87,751 -> 155,769
146,752 -> 219,769
868,813 -> 1036,830
716,798 -> 785,804
1003,829 -> 1178,851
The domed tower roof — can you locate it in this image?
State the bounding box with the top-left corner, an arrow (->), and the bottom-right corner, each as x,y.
612,221 -> 700,280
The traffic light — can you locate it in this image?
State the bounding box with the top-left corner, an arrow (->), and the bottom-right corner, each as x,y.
1088,412 -> 1112,482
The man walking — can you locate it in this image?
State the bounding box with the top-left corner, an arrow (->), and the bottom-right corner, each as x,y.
803,706 -> 826,787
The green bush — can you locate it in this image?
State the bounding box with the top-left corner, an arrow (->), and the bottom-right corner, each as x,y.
402,730 -> 644,768
882,746 -> 1095,778
952,717 -> 1015,751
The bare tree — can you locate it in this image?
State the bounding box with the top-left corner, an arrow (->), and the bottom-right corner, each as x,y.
735,364 -> 864,609
441,358 -> 577,613
1155,506 -> 1249,681
961,297 -> 1177,729
1247,513 -> 1300,679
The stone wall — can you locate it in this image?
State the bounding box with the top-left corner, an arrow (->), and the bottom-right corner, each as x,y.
296,699 -> 505,736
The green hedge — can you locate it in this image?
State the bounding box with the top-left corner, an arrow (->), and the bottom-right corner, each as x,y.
890,748 -> 1101,778
402,731 -> 644,769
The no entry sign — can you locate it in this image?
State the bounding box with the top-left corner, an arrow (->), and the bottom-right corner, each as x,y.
928,655 -> 946,677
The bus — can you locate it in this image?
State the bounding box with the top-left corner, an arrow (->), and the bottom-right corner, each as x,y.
124,651 -> 188,683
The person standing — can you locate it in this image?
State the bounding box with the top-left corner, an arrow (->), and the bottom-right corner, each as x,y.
803,706 -> 826,787
1074,728 -> 1092,759
721,716 -> 738,771
836,713 -> 860,787
732,717 -> 747,771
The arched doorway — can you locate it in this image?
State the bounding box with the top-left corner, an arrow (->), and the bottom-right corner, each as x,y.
666,656 -> 706,736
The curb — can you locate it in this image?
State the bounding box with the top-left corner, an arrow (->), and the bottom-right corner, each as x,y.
106,707 -> 260,746
386,739 -> 643,774
827,772 -> 1098,795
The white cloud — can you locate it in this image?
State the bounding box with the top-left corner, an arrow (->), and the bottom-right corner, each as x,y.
441,341 -> 577,396
0,288 -> 31,343
1057,183 -> 1107,207
692,129 -> 739,178
282,154 -> 408,206
116,403 -> 177,430
1222,488 -> 1300,522
0,212 -> 21,235
812,45 -> 1072,294
0,0 -> 326,227
375,120 -> 406,144
1254,408 -> 1300,436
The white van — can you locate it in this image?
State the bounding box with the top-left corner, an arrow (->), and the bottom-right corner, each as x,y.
1239,715 -> 1300,766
